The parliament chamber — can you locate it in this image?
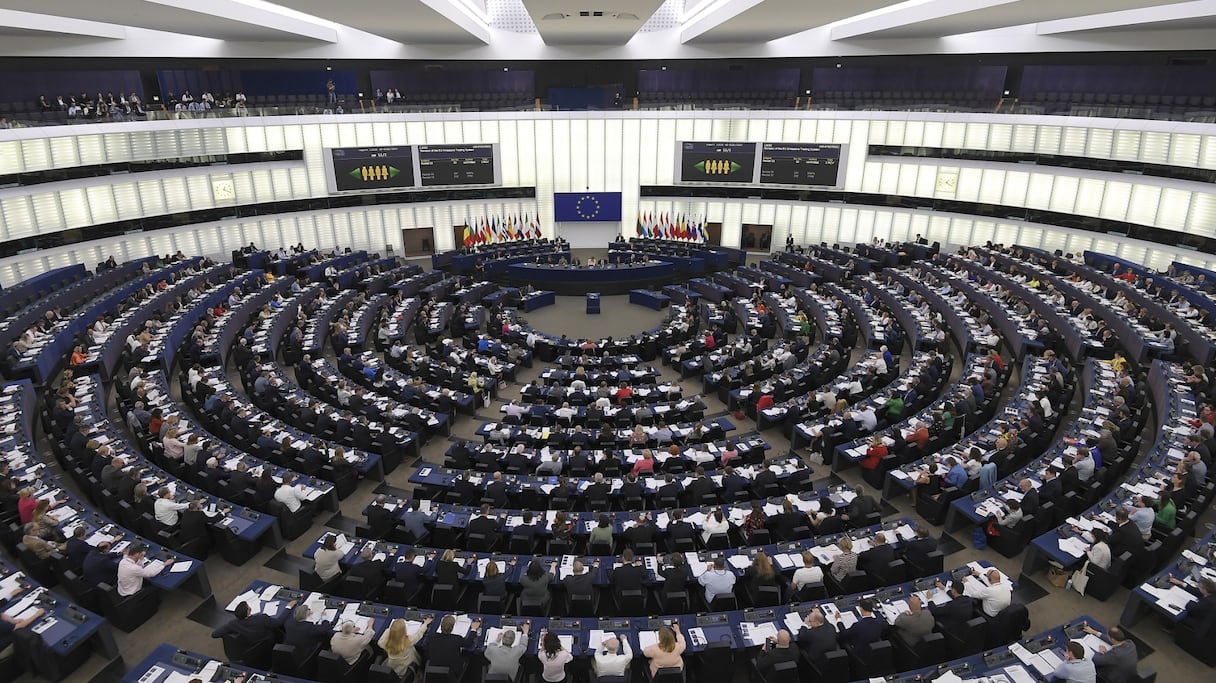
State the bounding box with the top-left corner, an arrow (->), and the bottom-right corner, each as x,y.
2,5 -> 1216,683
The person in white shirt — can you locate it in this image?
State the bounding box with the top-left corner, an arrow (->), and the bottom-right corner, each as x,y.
275,473 -> 308,513
791,550 -> 824,590
854,407 -> 878,432
965,568 -> 1012,617
594,633 -> 633,677
700,509 -> 730,543
595,395 -> 612,410
153,488 -> 190,526
504,401 -> 527,418
117,544 -> 173,596
555,403 -> 576,421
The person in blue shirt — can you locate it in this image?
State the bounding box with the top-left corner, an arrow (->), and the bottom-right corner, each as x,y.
970,379 -> 985,404
1048,640 -> 1096,683
944,457 -> 968,489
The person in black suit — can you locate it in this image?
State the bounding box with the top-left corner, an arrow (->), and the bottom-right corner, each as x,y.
858,532 -> 896,576
682,467 -> 716,505
1180,578 -> 1216,634
347,546 -> 388,592
484,472 -> 510,507
656,475 -> 682,504
584,473 -> 611,506
751,463 -> 778,494
666,509 -> 697,548
282,604 -> 335,654
434,548 -> 474,586
393,549 -> 424,598
212,599 -> 294,642
618,474 -> 644,501
567,446 -> 592,474
226,461 -> 255,494
928,580 -> 975,634
753,630 -> 799,680
423,614 -> 481,676
813,506 -> 846,535
900,525 -> 938,570
834,598 -> 884,653
451,473 -> 480,505
611,548 -> 648,595
658,553 -> 688,597
721,466 -> 750,501
511,511 -> 543,551
505,447 -> 532,474
1018,479 -> 1040,517
466,505 -> 504,550
772,499 -> 807,541
473,446 -> 500,472
81,542 -> 120,587
1038,468 -> 1063,504
1106,507 -> 1145,561
623,513 -> 656,549
446,440 -> 473,470
797,609 -> 839,668
180,501 -> 211,543
562,559 -> 595,602
63,526 -> 93,573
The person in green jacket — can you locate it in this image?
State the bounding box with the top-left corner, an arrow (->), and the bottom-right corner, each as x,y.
883,395 -> 904,420
1154,493 -> 1177,530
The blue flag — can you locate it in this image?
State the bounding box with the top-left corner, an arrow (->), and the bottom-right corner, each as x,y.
554,192 -> 623,222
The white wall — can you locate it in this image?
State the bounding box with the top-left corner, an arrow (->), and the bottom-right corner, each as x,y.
2,110 -> 1216,285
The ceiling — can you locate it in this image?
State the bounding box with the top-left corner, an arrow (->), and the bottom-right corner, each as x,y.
0,0 -> 1213,59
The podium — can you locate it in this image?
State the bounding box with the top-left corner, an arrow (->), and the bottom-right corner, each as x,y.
586,293 -> 600,314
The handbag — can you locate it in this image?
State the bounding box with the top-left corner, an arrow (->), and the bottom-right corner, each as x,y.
1071,561 -> 1091,595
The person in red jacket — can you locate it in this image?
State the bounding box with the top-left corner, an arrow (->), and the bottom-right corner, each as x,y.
860,436 -> 888,470
754,385 -> 774,412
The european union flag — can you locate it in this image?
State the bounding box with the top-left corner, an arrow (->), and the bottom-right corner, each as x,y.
554,192 -> 623,222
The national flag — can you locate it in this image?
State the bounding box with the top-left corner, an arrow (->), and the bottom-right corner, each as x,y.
636,212 -> 643,237
462,225 -> 472,247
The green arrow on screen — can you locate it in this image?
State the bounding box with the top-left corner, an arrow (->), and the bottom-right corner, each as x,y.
693,160 -> 742,175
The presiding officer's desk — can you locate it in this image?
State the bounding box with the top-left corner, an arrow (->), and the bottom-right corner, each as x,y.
498,261 -> 686,296
1120,526 -> 1216,626
0,556 -> 115,680
123,643 -> 313,683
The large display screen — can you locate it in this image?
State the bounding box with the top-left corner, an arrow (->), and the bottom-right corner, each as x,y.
759,143 -> 842,187
677,141 -> 758,183
418,144 -> 497,187
324,143 -> 500,194
675,141 -> 848,188
328,146 -> 415,192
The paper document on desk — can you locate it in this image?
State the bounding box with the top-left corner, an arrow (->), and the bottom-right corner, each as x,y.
225,590 -> 261,612
638,631 -> 660,650
783,611 -> 804,633
1004,665 -> 1036,683
726,555 -> 751,571
740,621 -> 778,646
169,560 -> 193,573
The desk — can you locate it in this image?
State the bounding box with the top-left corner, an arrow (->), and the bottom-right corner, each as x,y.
222,560 -> 1006,665
500,262 -> 684,296
586,293 -> 600,314
631,289 -> 671,310
1120,527 -> 1216,626
123,644 -> 313,683
0,559 -> 115,680
522,290 -> 556,311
